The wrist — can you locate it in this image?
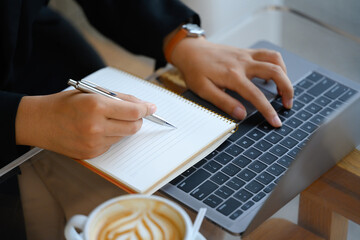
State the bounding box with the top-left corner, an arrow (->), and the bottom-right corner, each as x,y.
15,95 -> 48,147
164,23 -> 205,64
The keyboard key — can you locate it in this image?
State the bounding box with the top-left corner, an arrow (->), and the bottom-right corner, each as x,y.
280,137 -> 298,149
191,181 -> 218,200
178,169 -> 210,193
204,194 -> 223,208
267,163 -> 285,176
329,100 -> 343,110
256,172 -> 275,185
237,136 -> 255,148
305,103 -> 322,114
214,152 -> 233,165
243,147 -> 262,160
294,86 -> 304,97
264,183 -> 276,193
271,101 -> 283,111
278,155 -> 294,168
225,144 -> 244,157
230,209 -> 244,220
297,79 -> 314,89
194,159 -> 207,168
257,122 -> 274,133
339,89 -> 358,101
319,107 -> 334,117
226,177 -> 245,190
217,198 -> 242,216
289,147 -> 301,158
306,72 -> 324,82
247,129 -> 265,141
300,122 -> 317,133
221,163 -> 241,177
259,152 -> 278,165
205,150 -> 218,160
253,192 -> 266,202
217,140 -> 232,151
275,125 -> 293,136
230,113 -> 265,141
211,172 -> 230,185
233,155 -> 251,168
315,96 -> 331,107
265,132 -> 283,144
245,180 -> 264,193
238,169 -> 256,181
215,186 -> 235,199
248,161 -> 267,173
310,114 -> 325,125
182,166 -> 196,177
308,77 -> 335,96
269,145 -> 288,157
278,108 -> 296,118
297,93 -> 314,104
234,189 -> 253,202
254,140 -> 272,151
296,110 -> 313,121
285,117 -> 302,129
290,129 -> 309,141
292,100 -> 305,111
325,84 -> 348,99
170,175 -> 184,185
241,201 -> 255,211
203,160 -> 222,173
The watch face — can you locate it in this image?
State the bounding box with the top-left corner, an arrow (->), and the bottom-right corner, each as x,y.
183,23 -> 205,37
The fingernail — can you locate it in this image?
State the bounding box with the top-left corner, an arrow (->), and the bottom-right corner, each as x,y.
232,107 -> 246,119
284,98 -> 293,109
149,104 -> 157,115
271,115 -> 282,127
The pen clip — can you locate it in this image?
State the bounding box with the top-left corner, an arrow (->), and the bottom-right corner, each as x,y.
81,80 -> 117,97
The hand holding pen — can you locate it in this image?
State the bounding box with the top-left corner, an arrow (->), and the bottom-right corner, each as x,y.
68,79 -> 176,128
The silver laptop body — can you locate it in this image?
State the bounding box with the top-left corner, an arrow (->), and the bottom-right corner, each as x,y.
161,41 -> 360,235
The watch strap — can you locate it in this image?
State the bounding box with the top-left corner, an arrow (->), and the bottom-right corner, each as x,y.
164,27 -> 188,64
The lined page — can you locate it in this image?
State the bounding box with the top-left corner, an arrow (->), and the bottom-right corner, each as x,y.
83,67 -> 235,193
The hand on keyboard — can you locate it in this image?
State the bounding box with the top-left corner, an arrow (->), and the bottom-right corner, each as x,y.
171,38 -> 294,127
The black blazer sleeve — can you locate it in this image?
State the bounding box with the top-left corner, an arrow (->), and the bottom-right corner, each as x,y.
75,0 -> 200,67
0,91 -> 29,168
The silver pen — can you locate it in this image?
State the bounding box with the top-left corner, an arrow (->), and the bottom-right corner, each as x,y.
68,79 -> 176,128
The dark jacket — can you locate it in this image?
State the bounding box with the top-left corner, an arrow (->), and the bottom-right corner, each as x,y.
0,0 -> 199,170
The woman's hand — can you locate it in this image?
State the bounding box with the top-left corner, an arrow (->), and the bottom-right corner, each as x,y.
171,37 -> 293,127
15,90 -> 156,159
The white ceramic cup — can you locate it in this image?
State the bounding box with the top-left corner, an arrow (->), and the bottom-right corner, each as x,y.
64,194 -> 205,240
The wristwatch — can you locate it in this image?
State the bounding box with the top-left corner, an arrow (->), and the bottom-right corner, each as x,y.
164,23 -> 205,64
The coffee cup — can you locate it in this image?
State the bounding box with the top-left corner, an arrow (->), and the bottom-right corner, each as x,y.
64,194 -> 205,240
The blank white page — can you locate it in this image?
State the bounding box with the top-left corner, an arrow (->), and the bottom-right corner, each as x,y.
82,67 -> 235,193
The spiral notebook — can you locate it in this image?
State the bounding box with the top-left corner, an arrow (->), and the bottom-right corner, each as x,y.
76,67 -> 236,194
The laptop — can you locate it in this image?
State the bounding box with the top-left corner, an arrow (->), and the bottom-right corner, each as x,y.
161,40 -> 360,235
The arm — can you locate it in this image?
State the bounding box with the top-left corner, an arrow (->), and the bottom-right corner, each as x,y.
14,90 -> 156,160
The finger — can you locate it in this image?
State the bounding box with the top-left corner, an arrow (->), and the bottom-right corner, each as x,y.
104,118 -> 144,137
115,92 -> 146,104
248,61 -> 293,109
104,99 -> 157,121
236,80 -> 282,127
251,49 -> 287,74
194,78 -> 247,120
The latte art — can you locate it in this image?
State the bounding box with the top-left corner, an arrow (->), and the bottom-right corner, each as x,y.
95,199 -> 185,240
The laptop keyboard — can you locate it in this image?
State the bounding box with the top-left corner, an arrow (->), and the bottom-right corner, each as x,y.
167,72 -> 358,220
